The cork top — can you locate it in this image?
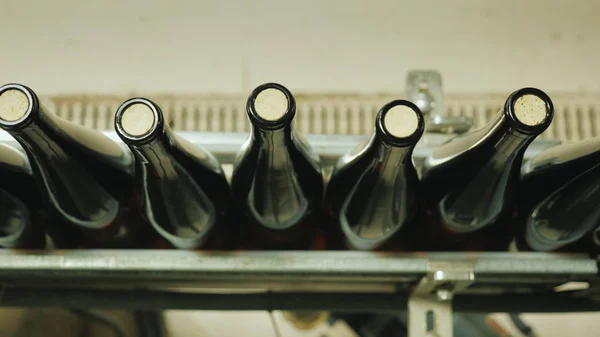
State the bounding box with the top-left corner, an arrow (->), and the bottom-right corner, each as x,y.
253,87 -> 289,121
0,88 -> 30,123
514,94 -> 548,126
383,104 -> 420,138
119,103 -> 156,137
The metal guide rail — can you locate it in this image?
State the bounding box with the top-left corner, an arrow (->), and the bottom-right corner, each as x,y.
0,250 -> 596,300
0,250 -> 591,285
0,250 -> 596,337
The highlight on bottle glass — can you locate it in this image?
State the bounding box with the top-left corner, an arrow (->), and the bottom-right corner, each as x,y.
247,83 -> 296,128
115,98 -> 162,143
0,83 -> 35,126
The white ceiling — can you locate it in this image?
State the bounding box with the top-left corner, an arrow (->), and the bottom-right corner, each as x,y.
0,0 -> 598,94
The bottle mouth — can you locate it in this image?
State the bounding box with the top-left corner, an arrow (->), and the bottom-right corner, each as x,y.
505,87 -> 553,134
115,98 -> 163,144
247,83 -> 296,129
376,100 -> 425,146
0,83 -> 37,127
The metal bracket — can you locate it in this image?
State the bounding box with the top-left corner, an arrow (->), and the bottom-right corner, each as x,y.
408,261 -> 475,337
405,70 -> 473,134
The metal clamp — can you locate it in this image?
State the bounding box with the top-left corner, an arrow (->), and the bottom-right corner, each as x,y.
408,261 -> 475,337
405,70 -> 472,134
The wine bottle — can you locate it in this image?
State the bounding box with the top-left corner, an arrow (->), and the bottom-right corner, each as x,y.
0,143 -> 45,248
0,142 -> 40,209
0,83 -> 143,247
115,97 -> 232,249
420,87 -> 554,251
0,142 -> 77,248
231,83 -> 324,249
0,188 -> 41,248
519,136 -> 600,212
516,137 -> 600,252
323,100 -> 424,250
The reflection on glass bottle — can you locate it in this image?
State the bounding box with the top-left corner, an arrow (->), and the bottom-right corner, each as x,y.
0,189 -> 41,248
324,100 -> 424,250
115,98 -> 233,249
0,83 -> 145,248
0,142 -> 72,248
420,88 -> 554,251
0,142 -> 43,248
231,83 -> 324,249
516,137 -> 600,253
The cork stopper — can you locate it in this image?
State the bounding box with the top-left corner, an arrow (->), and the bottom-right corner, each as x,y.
383,104 -> 420,138
119,103 -> 156,137
0,89 -> 30,122
514,94 -> 548,126
253,88 -> 289,121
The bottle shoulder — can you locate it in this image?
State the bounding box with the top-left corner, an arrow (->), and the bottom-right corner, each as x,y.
0,143 -> 32,175
169,133 -> 224,175
230,130 -> 323,227
134,135 -> 230,199
232,131 -> 322,181
524,163 -> 600,251
423,125 -> 494,175
138,155 -> 220,249
327,143 -> 373,192
524,137 -> 600,177
519,138 -> 600,207
43,113 -> 133,173
326,140 -> 419,210
328,147 -> 421,250
291,129 -> 321,166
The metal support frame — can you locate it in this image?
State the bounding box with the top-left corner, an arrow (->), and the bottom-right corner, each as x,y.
405,70 -> 473,134
0,252 -> 596,336
0,288 -> 598,312
408,261 -> 475,337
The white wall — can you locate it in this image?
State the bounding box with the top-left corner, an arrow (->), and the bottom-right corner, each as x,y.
0,0 -> 598,94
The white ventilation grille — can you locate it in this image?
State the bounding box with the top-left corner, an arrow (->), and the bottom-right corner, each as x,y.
46,93 -> 600,142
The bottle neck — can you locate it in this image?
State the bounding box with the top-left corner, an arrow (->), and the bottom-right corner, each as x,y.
131,135 -> 176,178
244,123 -> 312,230
129,126 -> 189,180
12,104 -> 66,137
439,114 -> 536,231
128,128 -> 216,248
12,105 -> 132,176
369,136 -> 415,174
250,125 -> 295,169
339,136 -> 418,250
486,113 -> 536,165
252,124 -> 291,146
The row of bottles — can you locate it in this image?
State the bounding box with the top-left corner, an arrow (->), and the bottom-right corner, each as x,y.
0,82 -> 597,254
